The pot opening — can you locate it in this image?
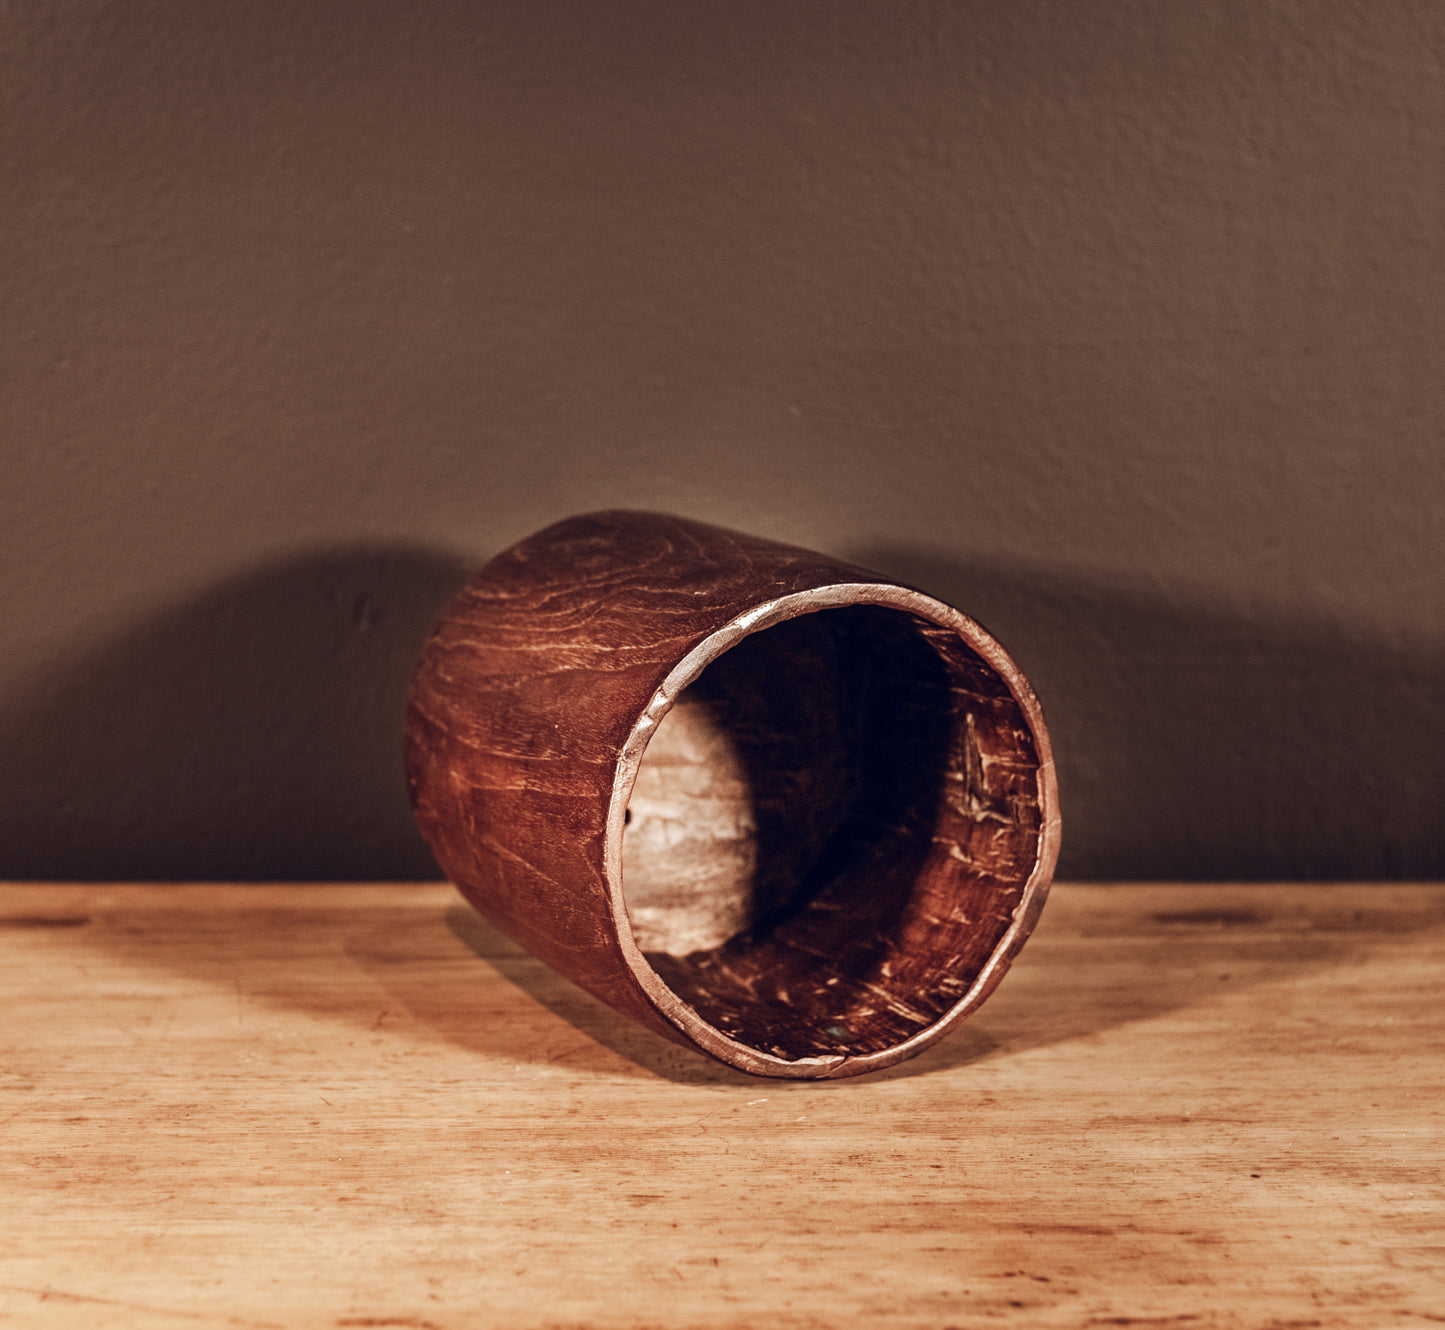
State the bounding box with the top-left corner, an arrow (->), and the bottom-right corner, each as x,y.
620,604 -> 1043,1062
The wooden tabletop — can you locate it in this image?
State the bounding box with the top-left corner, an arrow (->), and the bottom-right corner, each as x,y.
1,881 -> 1441,1329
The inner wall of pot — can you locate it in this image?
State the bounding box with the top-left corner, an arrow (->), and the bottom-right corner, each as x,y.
620,605 -> 1043,1061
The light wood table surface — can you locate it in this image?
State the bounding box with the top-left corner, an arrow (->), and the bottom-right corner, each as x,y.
1,881 -> 1441,1329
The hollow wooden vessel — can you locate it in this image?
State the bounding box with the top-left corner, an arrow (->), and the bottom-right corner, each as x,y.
405,512 -> 1060,1078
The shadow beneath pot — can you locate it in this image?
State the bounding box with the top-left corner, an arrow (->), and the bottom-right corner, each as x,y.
37,875 -> 1442,1089
436,886 -> 1445,1087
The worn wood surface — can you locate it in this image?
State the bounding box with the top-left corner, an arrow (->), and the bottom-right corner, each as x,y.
1,881 -> 1441,1329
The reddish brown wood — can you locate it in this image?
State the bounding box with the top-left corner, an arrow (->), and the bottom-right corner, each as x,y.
404,511 -> 1060,1078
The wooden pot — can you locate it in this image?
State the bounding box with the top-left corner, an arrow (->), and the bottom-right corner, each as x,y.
405,512 -> 1060,1078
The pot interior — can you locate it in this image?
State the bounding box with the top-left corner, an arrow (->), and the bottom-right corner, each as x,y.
620,604 -> 1044,1061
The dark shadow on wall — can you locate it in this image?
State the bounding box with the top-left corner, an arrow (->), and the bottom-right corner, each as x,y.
852,546 -> 1444,882
0,547 -> 471,880
0,540 -> 1437,883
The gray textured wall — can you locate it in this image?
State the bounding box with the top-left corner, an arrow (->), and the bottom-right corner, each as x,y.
2,1 -> 1440,881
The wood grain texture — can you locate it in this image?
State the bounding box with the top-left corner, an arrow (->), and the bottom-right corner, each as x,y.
404,511 -> 1059,1078
1,880 -> 1442,1329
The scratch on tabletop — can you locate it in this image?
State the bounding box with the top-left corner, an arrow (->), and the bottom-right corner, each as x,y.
335,1318 -> 443,1329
